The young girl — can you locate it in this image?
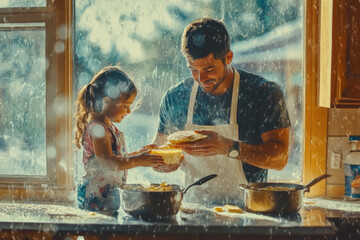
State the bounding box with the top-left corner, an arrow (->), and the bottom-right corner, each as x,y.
74,66 -> 164,213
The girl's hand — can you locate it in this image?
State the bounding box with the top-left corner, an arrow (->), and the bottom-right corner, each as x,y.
133,152 -> 165,167
142,144 -> 159,149
129,144 -> 159,156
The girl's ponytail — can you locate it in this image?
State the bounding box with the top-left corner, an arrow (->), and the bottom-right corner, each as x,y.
74,84 -> 92,149
84,84 -> 92,109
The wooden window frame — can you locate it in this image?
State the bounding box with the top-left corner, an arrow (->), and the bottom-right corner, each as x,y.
303,0 -> 328,197
0,0 -> 74,203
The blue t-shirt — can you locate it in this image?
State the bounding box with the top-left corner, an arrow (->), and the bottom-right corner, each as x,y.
157,68 -> 291,183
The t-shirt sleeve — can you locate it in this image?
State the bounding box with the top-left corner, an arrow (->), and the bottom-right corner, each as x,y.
258,82 -> 291,134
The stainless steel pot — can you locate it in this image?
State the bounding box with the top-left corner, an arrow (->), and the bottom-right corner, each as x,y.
120,174 -> 217,219
238,174 -> 331,214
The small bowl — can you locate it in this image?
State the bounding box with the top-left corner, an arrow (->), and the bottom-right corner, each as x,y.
150,149 -> 182,164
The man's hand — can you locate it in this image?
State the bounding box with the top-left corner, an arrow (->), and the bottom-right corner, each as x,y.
153,163 -> 181,173
153,154 -> 184,173
171,130 -> 233,156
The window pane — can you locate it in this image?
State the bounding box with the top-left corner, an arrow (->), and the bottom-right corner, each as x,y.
231,2 -> 304,181
0,0 -> 46,8
74,0 -> 304,184
0,24 -> 46,175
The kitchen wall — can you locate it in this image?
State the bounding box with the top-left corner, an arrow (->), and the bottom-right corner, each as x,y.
326,108 -> 360,198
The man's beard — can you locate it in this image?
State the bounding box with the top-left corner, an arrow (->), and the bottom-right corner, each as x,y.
207,66 -> 228,94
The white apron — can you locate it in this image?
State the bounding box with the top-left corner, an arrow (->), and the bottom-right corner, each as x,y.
181,69 -> 248,205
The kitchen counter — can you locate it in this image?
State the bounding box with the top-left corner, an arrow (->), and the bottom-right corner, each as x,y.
0,198 -> 359,240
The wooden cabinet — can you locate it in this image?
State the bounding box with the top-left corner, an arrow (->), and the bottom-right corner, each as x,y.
331,0 -> 360,106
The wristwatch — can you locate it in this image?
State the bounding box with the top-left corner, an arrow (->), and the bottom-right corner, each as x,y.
228,140 -> 240,158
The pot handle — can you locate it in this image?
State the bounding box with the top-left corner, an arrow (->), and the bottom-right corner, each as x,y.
304,174 -> 331,192
182,174 -> 218,194
238,184 -> 249,190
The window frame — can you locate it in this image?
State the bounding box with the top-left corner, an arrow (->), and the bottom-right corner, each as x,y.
0,0 -> 74,202
303,0 -> 328,197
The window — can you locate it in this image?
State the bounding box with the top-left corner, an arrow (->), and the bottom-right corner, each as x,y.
74,0 -> 304,185
0,0 -> 73,201
0,22 -> 46,176
0,0 -> 328,202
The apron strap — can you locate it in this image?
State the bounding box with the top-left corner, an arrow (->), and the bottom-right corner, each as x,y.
230,69 -> 240,125
187,82 -> 198,124
107,124 -> 118,154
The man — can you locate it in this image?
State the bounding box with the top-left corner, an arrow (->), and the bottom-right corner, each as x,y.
153,17 -> 290,205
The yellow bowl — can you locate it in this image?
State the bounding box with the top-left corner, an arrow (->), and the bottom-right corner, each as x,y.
150,149 -> 182,164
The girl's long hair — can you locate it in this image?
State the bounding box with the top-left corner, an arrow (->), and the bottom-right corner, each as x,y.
74,66 -> 137,149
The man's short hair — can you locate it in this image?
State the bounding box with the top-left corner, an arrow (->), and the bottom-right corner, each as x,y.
181,17 -> 230,61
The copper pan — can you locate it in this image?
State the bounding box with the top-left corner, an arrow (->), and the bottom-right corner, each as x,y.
239,174 -> 331,214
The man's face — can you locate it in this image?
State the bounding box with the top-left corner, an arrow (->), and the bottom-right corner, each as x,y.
186,52 -> 232,94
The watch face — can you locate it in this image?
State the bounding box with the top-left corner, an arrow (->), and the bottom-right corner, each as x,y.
229,150 -> 239,158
